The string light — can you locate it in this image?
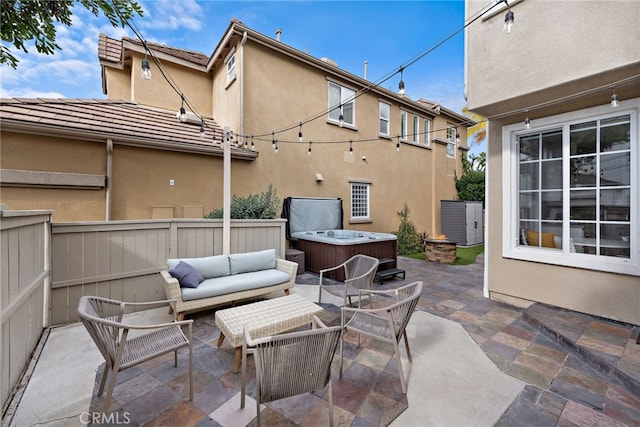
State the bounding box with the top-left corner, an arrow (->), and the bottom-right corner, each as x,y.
298,123 -> 303,142
396,136 -> 401,152
200,120 -> 205,138
177,96 -> 187,123
524,111 -> 531,129
455,127 -> 461,143
251,135 -> 255,150
349,140 -> 353,155
274,139 -> 278,153
503,0 -> 514,34
272,132 -> 276,149
338,104 -> 344,127
398,67 -> 406,97
141,56 -> 151,80
610,86 -> 619,108
308,141 -> 312,156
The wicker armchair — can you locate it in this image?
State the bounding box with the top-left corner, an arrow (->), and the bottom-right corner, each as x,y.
318,254 -> 380,307
77,296 -> 194,413
339,281 -> 423,394
241,315 -> 341,426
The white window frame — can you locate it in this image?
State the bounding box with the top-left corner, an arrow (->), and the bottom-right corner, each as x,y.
412,115 -> 420,144
350,181 -> 370,220
424,118 -> 431,147
502,100 -> 639,276
446,125 -> 456,158
379,101 -> 390,136
328,82 -> 355,127
225,48 -> 236,85
400,110 -> 408,141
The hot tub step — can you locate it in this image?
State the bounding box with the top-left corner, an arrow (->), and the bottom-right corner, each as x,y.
374,268 -> 405,283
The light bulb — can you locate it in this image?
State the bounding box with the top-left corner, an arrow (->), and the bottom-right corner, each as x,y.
178,107 -> 187,123
611,91 -> 619,108
504,10 -> 514,34
141,58 -> 151,80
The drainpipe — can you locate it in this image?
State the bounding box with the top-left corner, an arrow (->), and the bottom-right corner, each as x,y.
240,31 -> 248,142
106,139 -> 113,221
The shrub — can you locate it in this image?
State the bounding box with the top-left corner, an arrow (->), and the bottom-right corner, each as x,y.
395,204 -> 422,256
205,184 -> 280,219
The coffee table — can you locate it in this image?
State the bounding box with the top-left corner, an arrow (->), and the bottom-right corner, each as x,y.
215,294 -> 323,372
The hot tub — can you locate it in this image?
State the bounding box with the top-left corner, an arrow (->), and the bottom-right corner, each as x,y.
282,197 -> 398,281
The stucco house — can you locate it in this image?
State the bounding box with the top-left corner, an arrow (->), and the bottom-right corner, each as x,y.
1,19 -> 470,237
465,0 -> 639,325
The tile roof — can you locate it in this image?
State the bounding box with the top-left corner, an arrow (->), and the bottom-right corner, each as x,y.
98,34 -> 209,67
98,34 -> 122,63
0,98 -> 255,159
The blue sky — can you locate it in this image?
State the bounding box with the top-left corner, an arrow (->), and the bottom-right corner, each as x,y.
1,0 -> 483,150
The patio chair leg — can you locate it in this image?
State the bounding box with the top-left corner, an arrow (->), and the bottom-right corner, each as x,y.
97,364 -> 110,396
403,331 -> 412,363
328,380 -> 334,427
392,340 -> 407,394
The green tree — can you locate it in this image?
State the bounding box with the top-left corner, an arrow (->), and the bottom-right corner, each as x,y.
455,152 -> 486,206
1,0 -> 143,68
395,204 -> 422,256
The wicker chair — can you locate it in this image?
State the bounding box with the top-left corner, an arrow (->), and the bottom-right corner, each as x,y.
318,254 -> 380,307
339,281 -> 423,394
77,296 -> 194,413
240,315 -> 341,426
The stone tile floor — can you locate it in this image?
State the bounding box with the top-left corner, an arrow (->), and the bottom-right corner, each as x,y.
88,255 -> 640,426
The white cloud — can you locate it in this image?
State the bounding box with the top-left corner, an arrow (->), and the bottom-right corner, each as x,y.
0,87 -> 66,99
140,0 -> 203,31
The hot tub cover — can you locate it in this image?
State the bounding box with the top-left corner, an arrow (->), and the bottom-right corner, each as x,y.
281,197 -> 343,239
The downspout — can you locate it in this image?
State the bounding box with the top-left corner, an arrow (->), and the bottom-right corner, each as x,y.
106,139 -> 113,221
240,31 -> 248,140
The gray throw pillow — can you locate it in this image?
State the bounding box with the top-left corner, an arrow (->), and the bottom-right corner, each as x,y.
169,261 -> 204,288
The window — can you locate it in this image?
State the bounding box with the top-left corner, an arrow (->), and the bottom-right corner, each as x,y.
226,51 -> 236,84
446,125 -> 457,157
379,102 -> 390,136
424,119 -> 431,146
351,182 -> 370,220
400,110 -> 408,140
328,82 -> 355,126
503,102 -> 638,275
412,115 -> 420,143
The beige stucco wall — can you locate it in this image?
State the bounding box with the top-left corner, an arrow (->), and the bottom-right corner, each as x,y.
0,132 -> 106,221
485,119 -> 639,325
466,0 -> 640,325
110,145 -> 226,220
210,39 -> 464,235
466,0 -> 640,117
105,54 -> 213,118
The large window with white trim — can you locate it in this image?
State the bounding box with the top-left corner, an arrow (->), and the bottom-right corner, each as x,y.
379,102 -> 390,136
503,102 -> 638,275
446,125 -> 457,157
400,110 -> 408,140
351,182 -> 370,220
328,82 -> 355,126
412,115 -> 420,143
225,51 -> 236,84
424,118 -> 431,146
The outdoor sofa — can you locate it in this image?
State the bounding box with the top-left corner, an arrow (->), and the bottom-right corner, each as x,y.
160,248 -> 297,320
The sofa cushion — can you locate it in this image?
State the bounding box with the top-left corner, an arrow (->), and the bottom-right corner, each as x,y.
180,269 -> 290,301
167,255 -> 230,279
229,249 -> 276,275
169,261 -> 204,288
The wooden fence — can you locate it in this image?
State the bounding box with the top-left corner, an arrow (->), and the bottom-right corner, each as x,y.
1,214 -> 287,410
50,218 -> 288,325
1,210 -> 51,412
